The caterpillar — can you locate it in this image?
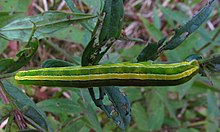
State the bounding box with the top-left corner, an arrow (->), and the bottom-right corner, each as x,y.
15,60 -> 200,88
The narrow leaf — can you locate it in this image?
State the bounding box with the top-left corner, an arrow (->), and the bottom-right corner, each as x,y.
37,98 -> 81,114
161,0 -> 215,50
1,80 -> 52,131
140,15 -> 163,41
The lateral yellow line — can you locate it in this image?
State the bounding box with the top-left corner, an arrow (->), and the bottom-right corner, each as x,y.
22,61 -> 197,72
15,66 -> 199,81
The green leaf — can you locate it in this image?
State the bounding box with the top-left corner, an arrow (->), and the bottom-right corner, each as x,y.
0,12 -> 24,28
1,80 -> 52,131
37,98 -> 81,114
0,0 -> 31,12
82,0 -> 124,66
61,119 -> 86,132
138,0 -> 215,62
205,91 -> 220,132
52,26 -> 85,44
0,59 -> 14,73
161,0 -> 215,51
0,38 -> 8,54
124,88 -> 142,102
158,5 -> 188,25
0,40 -> 38,74
165,33 -> 200,61
0,11 -> 96,42
152,7 -> 161,29
0,104 -> 12,121
64,0 -> 95,32
140,15 -> 163,41
178,77 -> 197,99
41,59 -> 74,68
177,128 -> 200,132
145,90 -> 164,131
99,0 -> 124,43
157,4 -> 175,27
82,0 -> 104,12
156,89 -> 180,125
132,102 -> 148,131
137,42 -> 159,62
81,103 -> 102,131
121,45 -> 144,62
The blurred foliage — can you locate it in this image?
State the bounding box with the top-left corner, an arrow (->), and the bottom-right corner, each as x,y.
0,0 -> 220,131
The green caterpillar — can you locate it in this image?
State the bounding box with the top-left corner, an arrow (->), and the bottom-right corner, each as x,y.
15,60 -> 200,88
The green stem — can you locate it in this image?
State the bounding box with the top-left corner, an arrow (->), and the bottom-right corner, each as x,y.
188,120 -> 206,127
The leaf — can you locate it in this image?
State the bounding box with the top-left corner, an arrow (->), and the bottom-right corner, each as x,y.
82,0 -> 124,66
152,7 -> 161,29
165,33 -> 200,61
121,45 -> 144,62
64,0 -> 95,32
103,87 -> 131,129
161,0 -> 215,51
61,119 -> 85,132
156,89 -> 180,125
52,26 -> 85,44
178,77 -> 197,99
139,15 -> 163,41
99,0 -> 124,42
200,54 -> 220,73
158,5 -> 188,25
137,0 -> 215,62
0,40 -> 38,74
82,0 -> 104,12
124,88 -> 142,102
0,59 -> 14,73
0,38 -> 8,54
0,0 -> 31,12
1,80 -> 52,131
0,104 -> 12,121
81,103 -> 102,132
176,128 -> 200,132
37,98 -> 81,114
145,90 -> 164,131
132,102 -> 148,131
0,12 -> 24,28
0,11 -> 96,42
206,91 -> 220,132
137,42 -> 159,62
41,59 -> 74,68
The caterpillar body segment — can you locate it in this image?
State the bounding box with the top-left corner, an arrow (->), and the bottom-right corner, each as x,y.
15,60 -> 200,88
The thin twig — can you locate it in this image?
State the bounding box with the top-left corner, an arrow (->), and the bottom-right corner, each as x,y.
57,0 -> 66,11
42,0 -> 48,11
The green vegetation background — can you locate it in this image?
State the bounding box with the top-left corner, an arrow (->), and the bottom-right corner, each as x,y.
0,0 -> 220,131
